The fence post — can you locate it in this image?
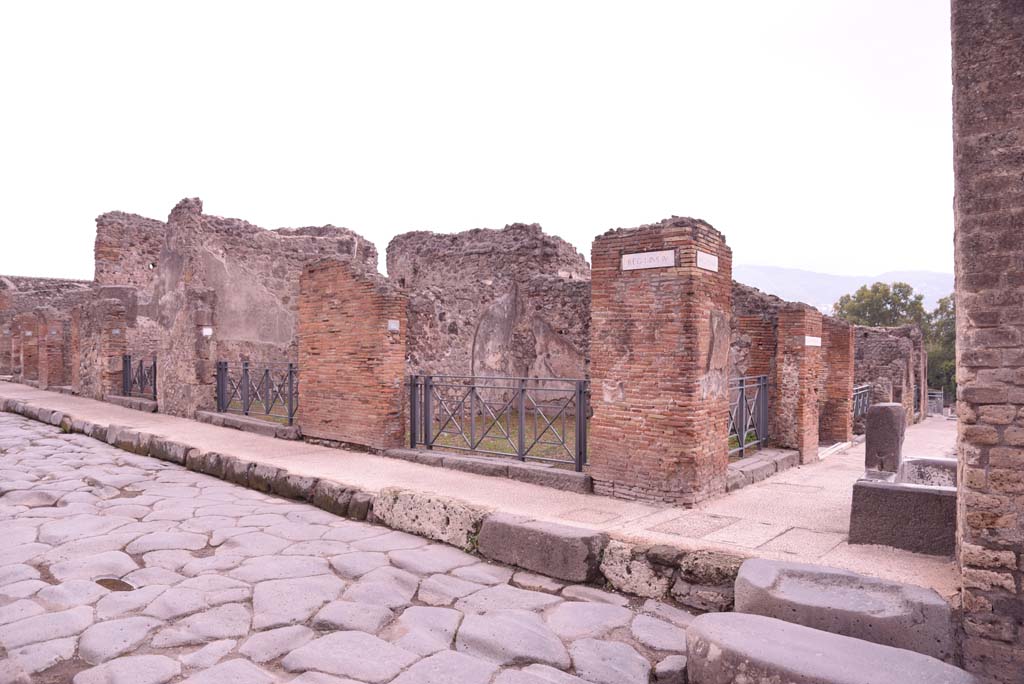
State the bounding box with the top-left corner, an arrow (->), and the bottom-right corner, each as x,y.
216,362 -> 226,412
241,362 -> 250,416
574,380 -> 586,472
409,376 -> 419,448
423,375 -> 433,449
151,357 -> 157,402
122,355 -> 130,396
287,363 -> 296,426
517,378 -> 527,461
759,376 -> 769,443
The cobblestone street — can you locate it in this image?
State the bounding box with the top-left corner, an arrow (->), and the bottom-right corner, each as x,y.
0,413 -> 690,684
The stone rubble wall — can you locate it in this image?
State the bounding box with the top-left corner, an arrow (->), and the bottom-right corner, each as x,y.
952,1 -> 1024,680
387,223 -> 590,381
70,297 -> 128,400
854,325 -> 926,430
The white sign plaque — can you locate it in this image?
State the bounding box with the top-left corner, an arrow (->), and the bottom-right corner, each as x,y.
387,319 -> 400,332
621,249 -> 675,271
201,326 -> 214,338
696,250 -> 719,272
805,335 -> 822,347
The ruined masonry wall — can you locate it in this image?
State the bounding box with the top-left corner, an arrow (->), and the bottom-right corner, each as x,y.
70,298 -> 127,400
298,259 -> 407,451
952,1 -> 1024,680
854,326 -> 920,426
388,224 -> 590,381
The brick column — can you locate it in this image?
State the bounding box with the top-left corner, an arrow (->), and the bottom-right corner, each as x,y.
37,307 -> 69,389
819,316 -> 854,443
13,312 -> 40,382
298,258 -> 408,451
588,218 -> 733,505
952,2 -> 1024,680
70,299 -> 127,400
0,323 -> 11,376
772,305 -> 822,463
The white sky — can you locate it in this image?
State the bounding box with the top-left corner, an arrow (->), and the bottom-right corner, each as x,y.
0,1 -> 953,281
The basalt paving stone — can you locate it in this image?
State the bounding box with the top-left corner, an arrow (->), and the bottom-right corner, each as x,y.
0,412 -> 688,682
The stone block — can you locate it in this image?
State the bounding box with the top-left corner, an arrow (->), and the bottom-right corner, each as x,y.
312,480 -> 352,517
599,540 -> 672,599
506,463 -> 592,493
765,449 -> 799,471
347,492 -> 373,521
223,457 -> 254,487
149,439 -> 190,466
734,559 -> 955,662
725,469 -> 746,492
373,487 -> 489,551
477,513 -> 607,583
249,464 -> 282,493
732,457 -> 775,483
686,613 -> 976,684
442,455 -> 510,478
190,452 -> 227,479
865,403 -> 906,472
670,578 -> 734,613
383,448 -> 447,467
849,480 -> 956,556
271,473 -> 319,501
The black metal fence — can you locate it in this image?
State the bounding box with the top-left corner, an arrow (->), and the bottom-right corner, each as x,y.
728,375 -> 769,457
852,383 -> 872,420
215,361 -> 299,426
408,374 -> 589,471
122,355 -> 156,401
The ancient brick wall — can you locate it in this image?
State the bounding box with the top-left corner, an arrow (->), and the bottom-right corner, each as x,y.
388,224 -> 590,381
818,316 -> 854,443
0,322 -> 10,376
94,212 -> 168,294
70,298 -> 128,400
773,306 -> 823,462
0,276 -> 93,379
12,312 -> 40,382
36,307 -> 70,389
952,1 -> 1024,680
588,217 -> 733,505
854,325 -> 920,426
298,258 -> 408,451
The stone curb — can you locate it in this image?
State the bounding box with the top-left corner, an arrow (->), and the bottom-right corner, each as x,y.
0,395 -> 739,613
383,447 -> 593,494
195,409 -> 302,440
104,394 -> 158,413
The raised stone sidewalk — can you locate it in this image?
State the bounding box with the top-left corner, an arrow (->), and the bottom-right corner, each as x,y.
0,382 -> 957,609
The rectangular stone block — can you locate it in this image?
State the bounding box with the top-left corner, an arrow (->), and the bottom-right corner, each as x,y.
849,480 -> 955,556
865,403 -> 907,472
373,487 -> 489,551
442,455 -> 510,478
477,513 -> 608,582
506,463 -> 592,493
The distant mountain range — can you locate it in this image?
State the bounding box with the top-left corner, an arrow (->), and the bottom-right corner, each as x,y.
733,265 -> 954,314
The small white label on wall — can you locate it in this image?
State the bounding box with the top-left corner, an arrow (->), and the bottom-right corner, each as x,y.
621,249 -> 676,271
23,331 -> 32,337
201,326 -> 214,338
387,319 -> 400,332
696,251 -> 719,272
111,328 -> 121,336
805,335 -> 822,347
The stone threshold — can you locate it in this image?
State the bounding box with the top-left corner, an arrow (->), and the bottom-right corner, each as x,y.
383,447 -> 593,494
195,409 -> 301,440
726,448 -> 800,492
105,394 -> 158,413
0,396 -> 745,615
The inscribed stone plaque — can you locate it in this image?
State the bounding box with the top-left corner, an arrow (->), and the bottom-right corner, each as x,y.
621,249 -> 676,271
804,336 -> 822,347
696,250 -> 719,272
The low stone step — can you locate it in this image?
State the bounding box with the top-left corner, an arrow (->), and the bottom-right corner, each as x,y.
687,612 -> 976,684
734,559 -> 954,662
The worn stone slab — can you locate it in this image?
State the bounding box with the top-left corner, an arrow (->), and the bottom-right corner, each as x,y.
79,616 -> 163,664
313,600 -> 394,633
0,605 -> 94,649
178,639 -> 236,669
50,550 -> 138,581
151,603 -> 251,647
373,487 -> 488,551
687,612 -> 976,684
630,614 -> 687,652
559,585 -> 628,606
386,605 -> 462,656
506,464 -> 592,493
390,545 -> 479,575
545,601 -> 632,642
442,455 -> 510,477
653,655 -> 687,684
6,636 -> 76,674
311,480 -> 353,517
230,555 -> 332,583
178,658 -> 277,684
734,558 -> 956,662
253,574 -> 346,629
454,583 -> 563,614
391,649 -> 498,684
239,625 -> 315,663
456,609 -> 570,669
342,566 -> 420,610
477,513 -> 607,582
418,573 -> 487,606
512,571 -> 565,593
73,654 -> 182,684
569,638 -> 651,684
282,631 -> 419,683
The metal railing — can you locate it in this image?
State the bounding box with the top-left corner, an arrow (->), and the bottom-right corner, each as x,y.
852,383 -> 872,420
216,361 -> 299,426
728,375 -> 769,457
928,389 -> 944,414
914,384 -> 921,413
409,374 -> 589,471
122,355 -> 156,401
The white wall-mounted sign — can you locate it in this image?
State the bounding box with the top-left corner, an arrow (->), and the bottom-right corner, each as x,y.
621,249 -> 675,271
201,326 -> 214,338
387,319 -> 400,332
696,251 -> 719,272
805,335 -> 822,347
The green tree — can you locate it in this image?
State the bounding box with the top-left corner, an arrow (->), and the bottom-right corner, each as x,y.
832,282 -> 928,330
926,295 -> 956,401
